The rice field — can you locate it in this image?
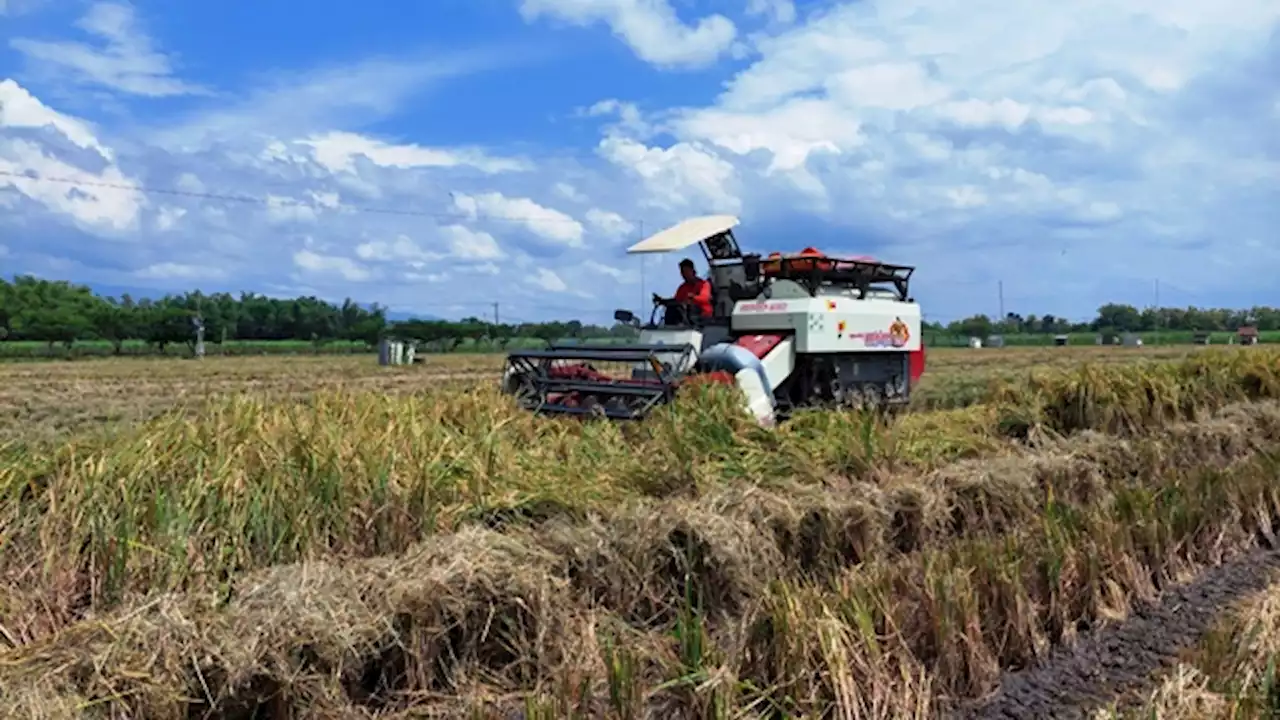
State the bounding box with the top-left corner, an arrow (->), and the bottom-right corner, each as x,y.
3,344 -> 1280,718
0,344 -> 1214,442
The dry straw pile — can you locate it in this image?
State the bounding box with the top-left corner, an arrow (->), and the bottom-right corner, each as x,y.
2,348 -> 1280,718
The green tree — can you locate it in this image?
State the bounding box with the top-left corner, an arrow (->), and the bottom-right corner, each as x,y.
954,314 -> 994,340
90,301 -> 135,355
7,271 -> 1275,357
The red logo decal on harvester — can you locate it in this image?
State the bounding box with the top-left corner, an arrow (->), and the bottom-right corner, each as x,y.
849,318 -> 911,348
889,317 -> 910,347
739,301 -> 788,312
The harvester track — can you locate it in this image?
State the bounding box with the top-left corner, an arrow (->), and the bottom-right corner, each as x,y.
950,547 -> 1280,720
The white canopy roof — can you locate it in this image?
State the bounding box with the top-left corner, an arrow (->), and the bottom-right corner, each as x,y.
625,215 -> 740,254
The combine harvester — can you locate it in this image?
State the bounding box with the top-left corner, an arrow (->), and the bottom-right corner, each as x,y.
501,215 -> 926,425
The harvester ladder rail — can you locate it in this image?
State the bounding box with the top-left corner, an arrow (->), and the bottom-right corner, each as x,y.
501,342 -> 696,421
511,346 -> 691,364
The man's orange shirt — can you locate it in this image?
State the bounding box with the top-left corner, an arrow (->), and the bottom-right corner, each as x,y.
674,278 -> 713,318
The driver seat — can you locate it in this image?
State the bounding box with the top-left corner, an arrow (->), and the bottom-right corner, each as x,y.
707,262 -> 749,318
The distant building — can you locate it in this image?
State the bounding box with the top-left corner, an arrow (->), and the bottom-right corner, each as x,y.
1193,331 -> 1211,345
1238,325 -> 1260,346
1053,335 -> 1069,346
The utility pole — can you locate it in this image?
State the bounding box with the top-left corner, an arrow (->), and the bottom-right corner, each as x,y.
997,280 -> 1005,320
192,315 -> 205,359
492,302 -> 499,325
1153,279 -> 1160,345
193,293 -> 205,359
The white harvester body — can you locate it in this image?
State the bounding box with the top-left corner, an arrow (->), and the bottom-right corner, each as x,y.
502,215 -> 926,425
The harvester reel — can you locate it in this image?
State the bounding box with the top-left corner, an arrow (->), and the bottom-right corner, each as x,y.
504,369 -> 542,409
580,395 -> 608,420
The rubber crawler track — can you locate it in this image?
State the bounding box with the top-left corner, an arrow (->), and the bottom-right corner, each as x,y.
948,546 -> 1280,720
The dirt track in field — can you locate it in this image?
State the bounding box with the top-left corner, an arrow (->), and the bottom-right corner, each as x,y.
951,547 -> 1280,720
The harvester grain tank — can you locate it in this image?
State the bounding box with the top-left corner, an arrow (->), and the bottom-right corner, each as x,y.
501,215 -> 927,425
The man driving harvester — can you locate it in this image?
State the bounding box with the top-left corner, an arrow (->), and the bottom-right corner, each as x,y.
653,257 -> 712,325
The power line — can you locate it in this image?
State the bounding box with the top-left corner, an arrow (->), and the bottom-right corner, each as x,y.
638,219 -> 646,311
392,300 -> 594,313
0,169 -> 590,225
3,171 -> 652,326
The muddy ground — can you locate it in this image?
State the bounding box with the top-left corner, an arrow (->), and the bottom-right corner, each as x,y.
951,547 -> 1280,719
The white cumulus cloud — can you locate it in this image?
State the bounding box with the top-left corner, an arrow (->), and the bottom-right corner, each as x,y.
0,139 -> 142,231
442,225 -> 504,260
136,261 -> 225,280
0,79 -> 113,158
9,1 -> 210,97
293,249 -> 371,282
301,131 -> 530,175
518,0 -> 737,69
530,267 -> 568,292
584,208 -> 635,239
598,135 -> 741,214
451,191 -> 585,247
1,0 -> 1276,323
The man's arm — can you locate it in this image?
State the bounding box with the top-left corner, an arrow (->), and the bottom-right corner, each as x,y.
694,280 -> 712,305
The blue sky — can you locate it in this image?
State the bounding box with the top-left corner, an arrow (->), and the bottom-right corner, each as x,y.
0,0 -> 1276,326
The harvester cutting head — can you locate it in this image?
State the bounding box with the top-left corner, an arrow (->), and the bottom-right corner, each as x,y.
501,342 -> 695,419
501,215 -> 927,425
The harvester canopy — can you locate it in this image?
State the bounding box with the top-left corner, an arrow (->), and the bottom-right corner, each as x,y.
625,215 -> 740,254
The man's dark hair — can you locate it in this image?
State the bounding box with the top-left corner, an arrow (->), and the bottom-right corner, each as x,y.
679,258 -> 695,270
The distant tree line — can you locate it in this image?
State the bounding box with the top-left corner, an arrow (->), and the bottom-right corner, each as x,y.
0,276 -> 626,355
1,276 -> 1275,357
931,303 -> 1276,340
